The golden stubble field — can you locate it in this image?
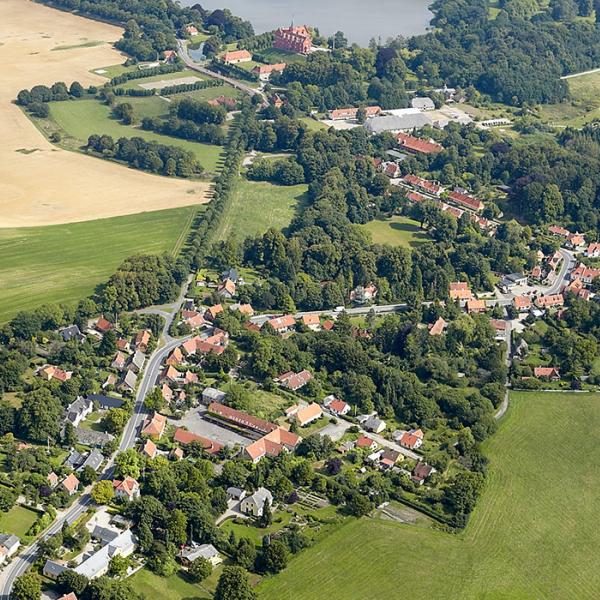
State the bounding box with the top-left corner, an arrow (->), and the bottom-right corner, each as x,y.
0,0 -> 210,227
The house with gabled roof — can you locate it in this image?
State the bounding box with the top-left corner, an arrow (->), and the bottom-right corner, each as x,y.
534,366 -> 560,380
275,370 -> 313,391
293,403 -> 322,427
61,473 -> 80,496
449,282 -> 473,301
118,369 -> 137,393
141,413 -> 167,440
240,487 -> 273,517
173,428 -> 223,455
323,394 -> 350,415
266,314 -> 296,334
113,477 -> 140,501
135,330 -> 151,352
428,316 -> 447,336
244,427 -> 301,463
142,438 -> 157,459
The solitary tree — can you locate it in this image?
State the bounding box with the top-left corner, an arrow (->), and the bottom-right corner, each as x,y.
91,480 -> 115,505
11,573 -> 41,600
214,566 -> 256,600
188,556 -> 212,583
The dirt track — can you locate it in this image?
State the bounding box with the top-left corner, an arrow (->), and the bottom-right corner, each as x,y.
0,0 -> 210,228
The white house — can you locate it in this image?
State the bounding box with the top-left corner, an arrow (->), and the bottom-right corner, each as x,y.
65,396 -> 93,427
180,544 -> 222,567
113,477 -> 141,502
0,534 -> 20,564
74,529 -> 136,579
240,487 -> 273,517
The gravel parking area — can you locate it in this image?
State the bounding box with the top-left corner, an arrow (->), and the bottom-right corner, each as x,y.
169,407 -> 251,448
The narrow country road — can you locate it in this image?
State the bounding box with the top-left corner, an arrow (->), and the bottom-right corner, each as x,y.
0,282 -> 191,599
176,39 -> 268,104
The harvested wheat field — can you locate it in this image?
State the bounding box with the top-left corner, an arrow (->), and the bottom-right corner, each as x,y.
0,0 -> 210,227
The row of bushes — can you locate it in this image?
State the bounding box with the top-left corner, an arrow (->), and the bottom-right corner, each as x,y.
209,59 -> 260,83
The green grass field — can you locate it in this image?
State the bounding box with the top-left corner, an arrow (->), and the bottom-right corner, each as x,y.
0,505 -> 39,537
259,391 -> 600,599
129,567 -> 212,600
0,206 -> 197,322
539,70 -> 600,127
217,179 -> 308,241
362,216 -> 431,248
42,99 -> 223,173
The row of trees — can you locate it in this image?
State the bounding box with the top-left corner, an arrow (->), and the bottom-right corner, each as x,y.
17,81 -> 86,106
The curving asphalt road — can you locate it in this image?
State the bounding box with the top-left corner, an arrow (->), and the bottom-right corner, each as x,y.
176,39 -> 268,105
0,283 -> 191,599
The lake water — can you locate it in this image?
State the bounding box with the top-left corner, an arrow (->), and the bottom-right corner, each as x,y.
182,0 -> 432,46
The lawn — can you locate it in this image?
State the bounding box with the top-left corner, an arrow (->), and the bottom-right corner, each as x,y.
44,99 -> 224,173
129,567 -> 212,600
0,505 -> 39,537
362,216 -> 431,248
259,391 -> 600,599
0,206 -> 197,322
216,179 -> 309,241
539,70 -> 600,127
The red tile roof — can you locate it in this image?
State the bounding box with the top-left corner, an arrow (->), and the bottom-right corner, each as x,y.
448,190 -> 484,212
397,132 -> 443,154
173,428 -> 223,454
208,402 -> 277,435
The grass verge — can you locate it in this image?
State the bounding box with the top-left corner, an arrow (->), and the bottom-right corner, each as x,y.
259,391 -> 600,599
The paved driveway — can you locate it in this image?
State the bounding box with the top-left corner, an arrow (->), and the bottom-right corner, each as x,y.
169,408 -> 251,448
318,416 -> 354,441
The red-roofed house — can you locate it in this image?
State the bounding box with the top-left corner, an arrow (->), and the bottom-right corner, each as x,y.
466,298 -> 486,314
62,473 -> 79,496
141,413 -> 167,440
166,347 -> 184,366
244,427 -> 301,463
396,132 -> 443,155
266,314 -> 296,334
275,370 -> 313,391
135,330 -> 151,352
208,403 -> 277,435
428,316 -> 447,336
534,366 -> 560,380
399,428 -> 424,450
293,403 -> 323,427
585,242 -> 600,258
223,49 -> 252,64
173,428 -> 223,455
205,304 -> 223,321
535,294 -> 564,309
571,264 -> 600,285
142,438 -> 157,459
356,435 -> 378,450
448,190 -> 484,212
323,395 -> 350,416
113,477 -> 140,501
449,282 -> 473,301
513,295 -> 532,312
403,174 -> 443,197
95,317 -> 113,333
252,62 -> 286,80
218,279 -> 236,299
